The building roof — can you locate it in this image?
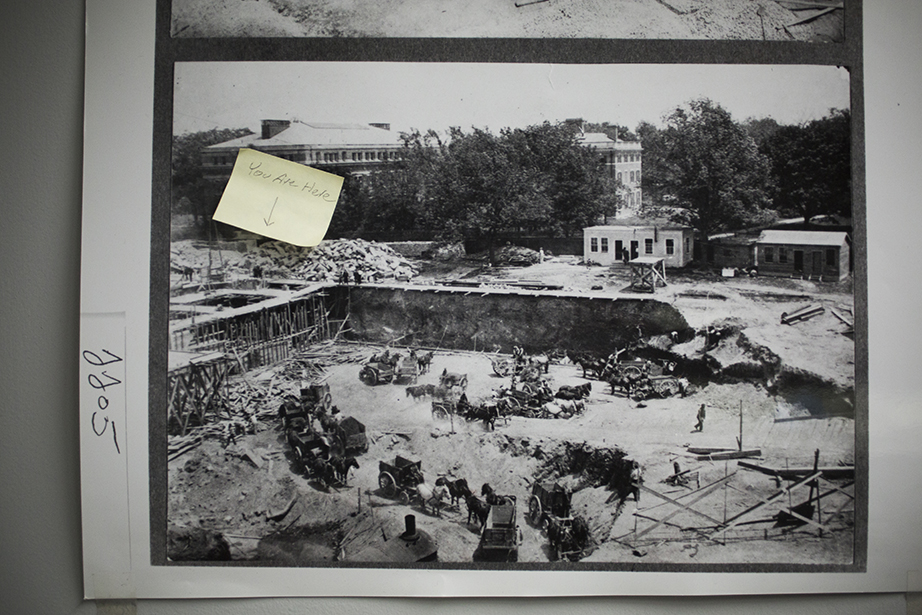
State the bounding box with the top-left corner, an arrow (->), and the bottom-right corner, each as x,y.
757,230 -> 849,246
584,223 -> 691,232
578,132 -> 642,149
207,121 -> 403,150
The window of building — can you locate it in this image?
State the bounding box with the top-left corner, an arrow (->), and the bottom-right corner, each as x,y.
685,237 -> 690,254
779,248 -> 787,263
600,238 -> 609,252
590,237 -> 598,252
617,172 -> 622,182
645,238 -> 653,254
666,239 -> 675,255
764,247 -> 774,263
629,171 -> 635,182
826,249 -> 836,267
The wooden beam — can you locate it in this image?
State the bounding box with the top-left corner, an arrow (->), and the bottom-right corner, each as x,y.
711,471 -> 822,539
631,473 -> 736,539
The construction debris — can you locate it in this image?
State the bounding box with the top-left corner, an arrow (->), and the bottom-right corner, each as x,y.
290,239 -> 418,283
781,304 -> 825,325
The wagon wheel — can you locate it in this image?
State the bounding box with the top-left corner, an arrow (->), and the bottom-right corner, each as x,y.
622,365 -> 643,380
361,367 -> 378,385
505,397 -> 523,414
493,359 -> 512,377
321,391 -> 333,411
378,471 -> 397,497
292,447 -> 305,474
528,496 -> 544,528
398,490 -> 411,505
432,405 -> 448,421
655,378 -> 681,398
522,381 -> 539,397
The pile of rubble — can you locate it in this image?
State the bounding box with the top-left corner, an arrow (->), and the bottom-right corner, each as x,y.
494,245 -> 540,266
251,239 -> 418,282
294,239 -> 418,282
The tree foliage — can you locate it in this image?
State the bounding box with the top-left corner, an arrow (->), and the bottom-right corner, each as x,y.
329,122 -> 621,261
761,109 -> 851,223
639,99 -> 774,235
172,127 -> 253,225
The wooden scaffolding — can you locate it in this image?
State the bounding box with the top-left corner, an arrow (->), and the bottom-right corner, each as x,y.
167,351 -> 232,436
628,257 -> 667,293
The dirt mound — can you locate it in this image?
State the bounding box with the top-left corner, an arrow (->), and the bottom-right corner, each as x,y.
167,526 -> 231,561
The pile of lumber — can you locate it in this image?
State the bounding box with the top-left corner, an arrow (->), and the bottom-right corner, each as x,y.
495,245 -> 540,266
292,238 -> 418,282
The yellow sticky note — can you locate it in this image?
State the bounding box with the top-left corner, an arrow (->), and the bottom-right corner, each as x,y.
212,148 -> 343,247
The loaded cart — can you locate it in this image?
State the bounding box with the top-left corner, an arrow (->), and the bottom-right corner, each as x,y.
474,496 -> 521,562
378,456 -> 424,504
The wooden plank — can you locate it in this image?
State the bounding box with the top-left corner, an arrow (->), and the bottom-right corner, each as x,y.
786,5 -> 838,27
737,460 -> 854,479
635,483 -> 726,527
631,473 -> 735,539
697,449 -> 761,461
712,471 -> 823,538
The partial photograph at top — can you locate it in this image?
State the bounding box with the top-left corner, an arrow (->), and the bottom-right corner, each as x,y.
170,0 -> 844,41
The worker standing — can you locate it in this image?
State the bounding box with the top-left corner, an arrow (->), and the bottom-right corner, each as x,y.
694,403 -> 706,432
630,461 -> 643,504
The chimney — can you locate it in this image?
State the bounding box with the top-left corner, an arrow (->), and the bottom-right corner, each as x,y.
400,514 -> 418,541
369,123 -> 391,131
261,119 -> 290,140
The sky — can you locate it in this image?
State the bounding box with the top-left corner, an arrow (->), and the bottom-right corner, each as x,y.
173,62 -> 851,136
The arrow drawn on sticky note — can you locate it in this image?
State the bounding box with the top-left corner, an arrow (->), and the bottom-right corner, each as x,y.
212,149 -> 344,247
263,197 -> 278,227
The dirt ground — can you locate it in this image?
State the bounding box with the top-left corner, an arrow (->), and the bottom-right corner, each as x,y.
171,0 -> 843,41
167,249 -> 856,565
168,348 -> 854,564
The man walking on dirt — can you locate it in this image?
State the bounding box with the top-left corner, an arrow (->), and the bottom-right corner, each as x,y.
630,461 -> 643,504
694,403 -> 706,432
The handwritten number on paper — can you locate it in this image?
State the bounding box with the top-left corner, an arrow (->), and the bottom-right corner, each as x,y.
83,348 -> 123,454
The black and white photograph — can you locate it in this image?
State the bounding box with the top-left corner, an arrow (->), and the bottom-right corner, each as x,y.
163,61 -> 860,570
169,0 -> 845,40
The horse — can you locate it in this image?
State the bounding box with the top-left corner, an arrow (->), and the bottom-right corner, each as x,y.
466,404 -> 498,430
309,457 -> 336,490
555,382 -> 592,400
416,351 -> 434,374
464,494 -> 490,528
330,456 -> 359,485
481,483 -> 510,506
405,384 -> 435,399
415,482 -> 449,517
435,477 -> 472,508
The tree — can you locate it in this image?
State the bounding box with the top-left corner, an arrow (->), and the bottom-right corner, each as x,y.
172,127 -> 253,227
503,122 -> 620,236
643,99 -> 774,236
761,109 -> 851,224
430,127 -> 551,263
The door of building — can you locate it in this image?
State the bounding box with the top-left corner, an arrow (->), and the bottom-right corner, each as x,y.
615,240 -> 623,261
812,251 -> 823,276
630,241 -> 639,260
794,250 -> 804,273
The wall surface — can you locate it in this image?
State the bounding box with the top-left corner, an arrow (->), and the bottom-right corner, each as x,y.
0,1 -> 919,614
347,286 -> 688,353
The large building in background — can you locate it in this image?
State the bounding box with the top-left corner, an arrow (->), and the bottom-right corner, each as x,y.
201,119 -> 405,182
567,119 -> 643,218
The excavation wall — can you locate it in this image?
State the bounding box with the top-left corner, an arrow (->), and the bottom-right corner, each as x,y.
341,286 -> 688,354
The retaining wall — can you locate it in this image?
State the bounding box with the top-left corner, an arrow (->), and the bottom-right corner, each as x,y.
342,286 -> 688,354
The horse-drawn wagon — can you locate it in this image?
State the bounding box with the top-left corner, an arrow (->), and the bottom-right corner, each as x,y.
527,481 -> 591,561
606,358 -> 685,401
473,496 -> 521,563
378,456 -> 425,504
327,416 -> 367,457
277,383 -> 332,429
